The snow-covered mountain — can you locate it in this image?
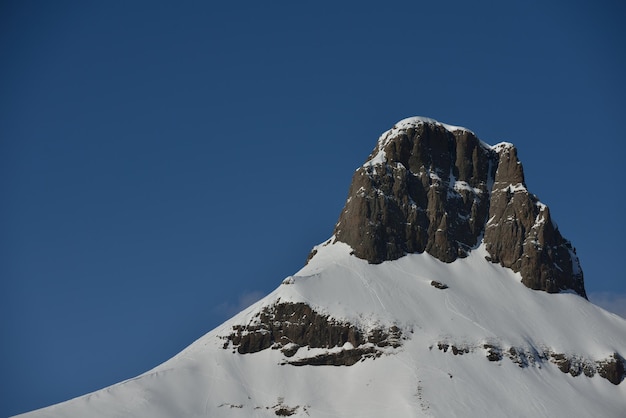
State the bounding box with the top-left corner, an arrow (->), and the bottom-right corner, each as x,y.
18,117 -> 626,417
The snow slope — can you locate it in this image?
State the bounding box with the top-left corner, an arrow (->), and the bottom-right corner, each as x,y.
17,239 -> 626,417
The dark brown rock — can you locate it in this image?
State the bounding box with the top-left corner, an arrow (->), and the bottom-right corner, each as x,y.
483,344 -> 503,361
549,351 -> 625,384
597,353 -> 626,385
333,122 -> 492,264
484,143 -> 586,298
583,362 -> 596,378
223,302 -> 402,365
286,346 -> 380,366
227,302 -> 364,354
440,341 -> 623,385
280,344 -> 300,357
451,345 -> 468,355
430,280 -> 449,290
326,118 -> 587,297
550,352 -> 571,373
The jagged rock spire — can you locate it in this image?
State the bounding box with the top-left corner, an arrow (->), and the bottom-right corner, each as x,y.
331,117 -> 586,298
485,143 -> 586,297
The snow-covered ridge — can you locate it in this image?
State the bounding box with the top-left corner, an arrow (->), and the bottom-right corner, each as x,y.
226,239 -> 621,364
365,117 -> 521,171
287,240 -> 621,354
394,116 -> 473,134
364,116 -> 482,169
491,141 -> 516,153
19,237 -> 625,418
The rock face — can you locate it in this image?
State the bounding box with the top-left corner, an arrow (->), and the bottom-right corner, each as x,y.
223,302 -> 403,366
331,117 -> 586,298
484,143 -> 586,297
437,339 -> 625,385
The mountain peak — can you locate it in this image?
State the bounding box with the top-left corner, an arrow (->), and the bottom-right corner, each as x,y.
19,116 -> 625,418
330,117 -> 586,298
393,116 -> 473,134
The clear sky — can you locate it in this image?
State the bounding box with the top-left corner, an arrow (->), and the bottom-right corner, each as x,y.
2,1 -> 625,416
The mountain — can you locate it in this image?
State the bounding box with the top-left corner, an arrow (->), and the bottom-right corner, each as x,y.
17,117 -> 626,418
332,117 -> 585,296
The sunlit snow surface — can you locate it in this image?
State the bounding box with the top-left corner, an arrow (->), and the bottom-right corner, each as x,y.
18,241 -> 626,417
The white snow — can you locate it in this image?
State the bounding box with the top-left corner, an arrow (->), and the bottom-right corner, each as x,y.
17,238 -> 626,418
363,148 -> 387,169
452,180 -> 483,195
394,116 -> 473,134
492,141 -> 516,153
502,183 -> 527,193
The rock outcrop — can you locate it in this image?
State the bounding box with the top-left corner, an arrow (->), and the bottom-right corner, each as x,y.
436,339 -> 625,385
484,143 -> 586,296
330,117 -> 586,297
222,302 -> 403,366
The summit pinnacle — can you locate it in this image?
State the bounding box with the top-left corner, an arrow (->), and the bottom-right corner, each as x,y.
330,117 -> 586,297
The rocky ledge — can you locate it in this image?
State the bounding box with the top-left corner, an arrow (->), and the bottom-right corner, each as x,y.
435,339 -> 625,385
328,117 -> 586,297
221,301 -> 403,366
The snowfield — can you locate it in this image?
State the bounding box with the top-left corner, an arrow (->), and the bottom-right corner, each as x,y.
17,239 -> 626,417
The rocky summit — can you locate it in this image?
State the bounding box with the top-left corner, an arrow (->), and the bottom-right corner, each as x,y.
332,117 -> 586,297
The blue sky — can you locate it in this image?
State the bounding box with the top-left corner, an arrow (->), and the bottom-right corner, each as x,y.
2,1 -> 625,416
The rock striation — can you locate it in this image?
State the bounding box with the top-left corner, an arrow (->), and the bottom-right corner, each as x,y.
223,302 -> 403,366
330,117 -> 586,297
